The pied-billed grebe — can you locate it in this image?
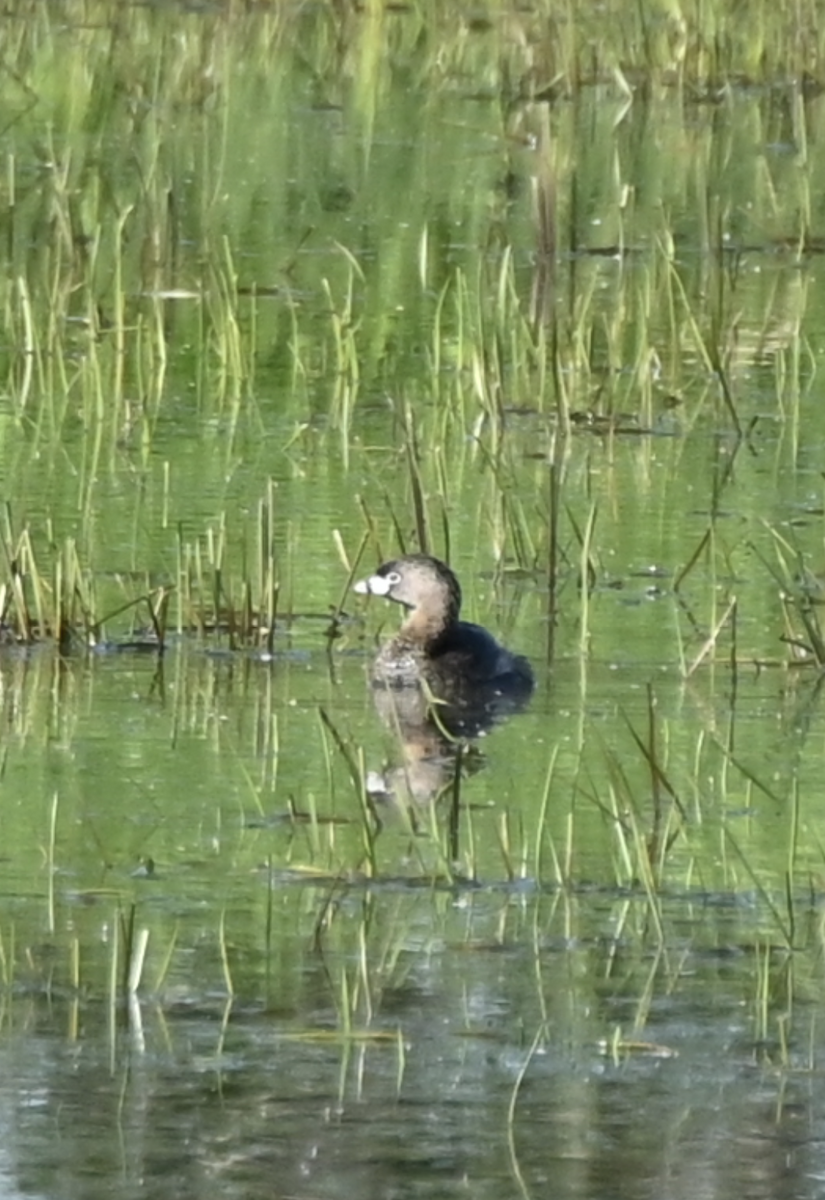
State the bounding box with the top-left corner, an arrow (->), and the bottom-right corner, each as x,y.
354,554 -> 534,699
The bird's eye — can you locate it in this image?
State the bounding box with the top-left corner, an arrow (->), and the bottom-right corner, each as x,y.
386,571 -> 401,586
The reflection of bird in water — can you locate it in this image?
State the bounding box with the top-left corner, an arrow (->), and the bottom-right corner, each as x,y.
354,555 -> 534,808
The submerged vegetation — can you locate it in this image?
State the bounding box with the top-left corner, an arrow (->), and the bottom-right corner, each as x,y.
1,4 -> 825,1190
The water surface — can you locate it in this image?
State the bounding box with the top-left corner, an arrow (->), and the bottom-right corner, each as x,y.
2,4 -> 825,1199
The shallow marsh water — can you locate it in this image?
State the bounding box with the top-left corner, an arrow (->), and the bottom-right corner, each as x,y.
2,4 -> 825,1199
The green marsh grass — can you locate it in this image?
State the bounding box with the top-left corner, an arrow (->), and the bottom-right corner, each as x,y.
0,2 -> 824,1097
218,909 -> 235,996
0,4 -> 818,427
753,522 -> 825,668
